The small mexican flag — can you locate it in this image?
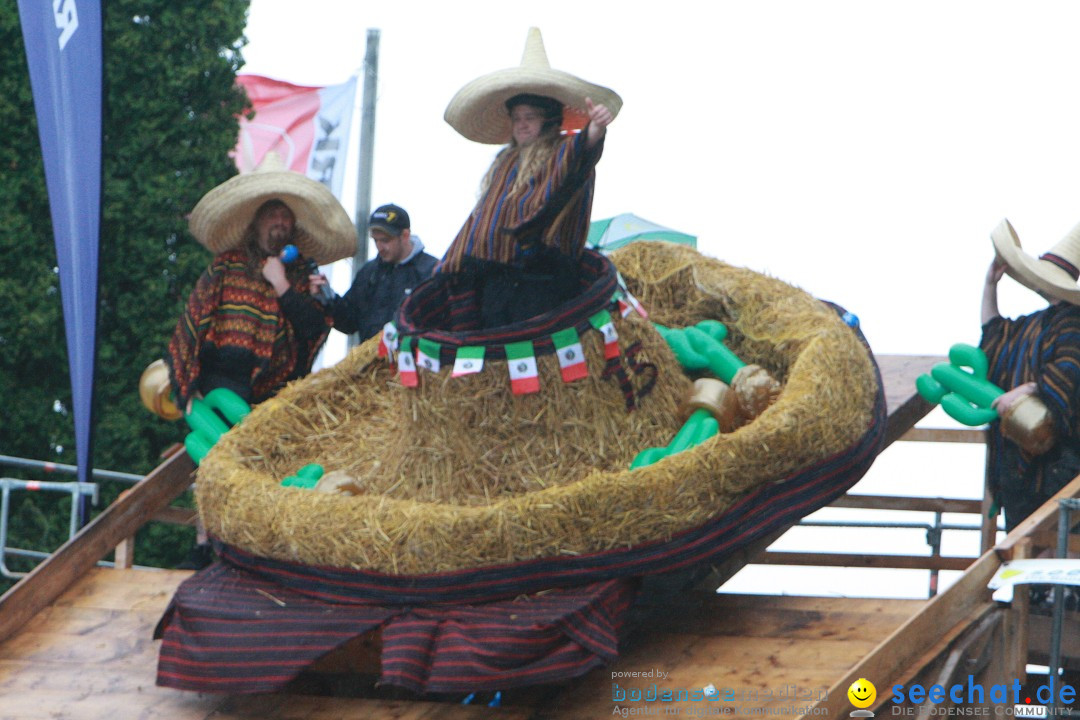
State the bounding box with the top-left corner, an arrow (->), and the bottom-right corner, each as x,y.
505,340 -> 540,394
452,346 -> 485,377
416,338 -> 441,373
397,337 -> 418,387
589,310 -> 620,359
615,273 -> 649,319
378,321 -> 400,359
551,327 -> 587,382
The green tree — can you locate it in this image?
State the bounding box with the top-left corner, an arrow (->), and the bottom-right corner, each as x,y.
0,0 -> 250,594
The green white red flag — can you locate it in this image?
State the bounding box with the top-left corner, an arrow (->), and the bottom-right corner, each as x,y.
505,340 -> 540,394
379,321 -> 399,359
416,338 -> 441,373
452,346 -> 485,377
551,327 -> 587,382
397,337 -> 418,387
589,310 -> 620,359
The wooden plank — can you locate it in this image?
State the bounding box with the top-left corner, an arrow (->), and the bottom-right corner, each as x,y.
0,448 -> 194,646
755,550 -> 974,571
875,354 -> 944,448
996,472 -> 1080,560
811,548 -> 1001,717
832,494 -> 982,513
899,427 -> 987,444
633,593 -> 921,640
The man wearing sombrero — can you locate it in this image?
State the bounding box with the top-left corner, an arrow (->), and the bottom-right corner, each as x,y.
166,154 -> 357,410
439,27 -> 621,327
981,219 -> 1080,530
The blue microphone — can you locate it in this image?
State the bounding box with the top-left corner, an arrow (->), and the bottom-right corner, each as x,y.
281,245 -> 333,305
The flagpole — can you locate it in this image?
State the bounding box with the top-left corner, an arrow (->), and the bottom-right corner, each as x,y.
348,28 -> 380,350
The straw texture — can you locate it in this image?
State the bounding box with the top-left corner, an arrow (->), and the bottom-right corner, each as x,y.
444,27 -> 622,145
992,218 -> 1080,305
196,241 -> 879,574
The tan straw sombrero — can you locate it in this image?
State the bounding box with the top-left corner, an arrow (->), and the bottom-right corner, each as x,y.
992,218 -> 1080,305
444,27 -> 623,145
188,152 -> 357,265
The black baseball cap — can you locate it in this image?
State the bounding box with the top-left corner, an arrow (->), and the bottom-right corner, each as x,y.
369,203 -> 410,235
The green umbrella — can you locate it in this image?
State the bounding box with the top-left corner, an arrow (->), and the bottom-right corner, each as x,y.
587,212 -> 697,252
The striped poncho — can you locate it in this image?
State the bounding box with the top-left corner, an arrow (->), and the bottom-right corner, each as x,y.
439,130 -> 603,273
166,248 -> 331,408
980,302 -> 1080,529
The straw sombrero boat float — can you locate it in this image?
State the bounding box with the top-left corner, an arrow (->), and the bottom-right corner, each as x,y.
155,240 -> 885,695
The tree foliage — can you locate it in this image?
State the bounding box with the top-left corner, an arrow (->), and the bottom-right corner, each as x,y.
0,0 -> 250,593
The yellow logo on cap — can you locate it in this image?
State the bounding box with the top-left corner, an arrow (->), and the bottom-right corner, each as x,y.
386,211 -> 397,222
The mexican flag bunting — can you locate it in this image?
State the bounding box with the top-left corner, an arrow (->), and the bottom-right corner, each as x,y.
416,337 -> 441,373
614,274 -> 648,318
452,346 -> 485,377
397,337 -> 418,387
378,321 -> 399,359
551,327 -> 587,382
505,340 -> 540,394
589,310 -> 620,359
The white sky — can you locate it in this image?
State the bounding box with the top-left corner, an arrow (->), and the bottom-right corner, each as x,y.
240,0 -> 1080,597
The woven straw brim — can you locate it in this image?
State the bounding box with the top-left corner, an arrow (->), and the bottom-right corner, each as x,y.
195,241 -> 879,574
992,219 -> 1080,305
444,67 -> 623,145
189,171 -> 357,265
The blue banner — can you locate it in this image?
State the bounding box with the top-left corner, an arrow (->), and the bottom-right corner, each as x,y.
18,0 -> 103,517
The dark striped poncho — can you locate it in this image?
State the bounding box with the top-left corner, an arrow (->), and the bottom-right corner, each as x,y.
439,130 -> 603,273
981,302 -> 1080,529
166,248 -> 330,407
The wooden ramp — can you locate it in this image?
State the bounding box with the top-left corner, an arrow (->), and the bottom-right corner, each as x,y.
0,354 -> 957,720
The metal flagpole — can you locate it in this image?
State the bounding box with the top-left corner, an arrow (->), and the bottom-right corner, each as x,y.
348,28 -> 380,350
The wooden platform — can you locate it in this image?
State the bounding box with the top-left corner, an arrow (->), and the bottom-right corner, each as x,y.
0,567 -> 923,719
0,353 -> 950,719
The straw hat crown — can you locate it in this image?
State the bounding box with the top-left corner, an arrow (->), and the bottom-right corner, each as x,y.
444,27 -> 623,145
992,218 -> 1080,305
188,152 -> 357,265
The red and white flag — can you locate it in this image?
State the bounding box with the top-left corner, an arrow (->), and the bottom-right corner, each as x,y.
234,74 -> 357,200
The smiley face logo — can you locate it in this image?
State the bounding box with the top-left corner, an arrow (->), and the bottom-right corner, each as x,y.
848,678 -> 876,709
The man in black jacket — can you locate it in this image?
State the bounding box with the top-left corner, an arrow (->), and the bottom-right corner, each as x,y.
310,203 -> 437,342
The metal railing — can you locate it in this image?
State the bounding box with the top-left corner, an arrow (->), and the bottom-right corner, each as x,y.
0,477 -> 98,579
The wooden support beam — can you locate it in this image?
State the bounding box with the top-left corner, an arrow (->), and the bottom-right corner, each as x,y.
832,494 -> 982,514
812,549 -> 1001,716
757,551 -> 974,571
876,355 -> 945,448
996,472 -> 1080,561
900,427 -> 987,444
0,448 -> 194,646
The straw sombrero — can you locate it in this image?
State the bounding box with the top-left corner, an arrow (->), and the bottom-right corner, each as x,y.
992,218 -> 1080,305
193,242 -> 885,603
188,153 -> 357,265
444,27 -> 623,145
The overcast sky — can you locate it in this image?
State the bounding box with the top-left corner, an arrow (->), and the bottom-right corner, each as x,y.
239,1 -> 1080,596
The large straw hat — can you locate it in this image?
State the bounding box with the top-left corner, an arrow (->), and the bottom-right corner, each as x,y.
992,218 -> 1080,305
188,153 -> 357,265
194,242 -> 884,602
444,27 -> 623,145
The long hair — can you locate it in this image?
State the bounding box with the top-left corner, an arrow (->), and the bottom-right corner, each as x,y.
240,199 -> 295,276
481,94 -> 565,195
